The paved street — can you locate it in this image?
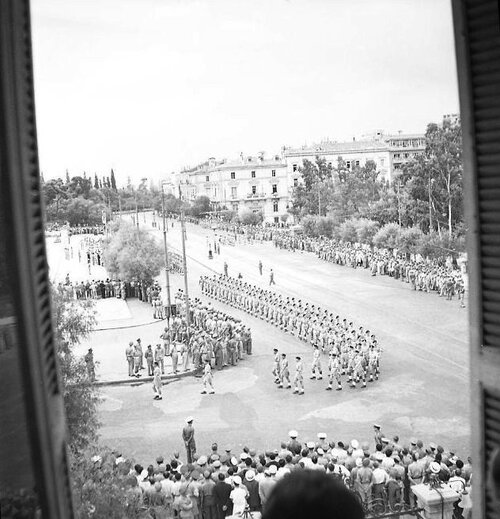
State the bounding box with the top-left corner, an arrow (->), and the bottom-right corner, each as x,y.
87,216 -> 470,466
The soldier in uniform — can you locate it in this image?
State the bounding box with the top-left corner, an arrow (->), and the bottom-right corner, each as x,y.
152,362 -> 162,400
326,351 -> 342,391
145,344 -> 154,376
278,353 -> 291,389
201,358 -> 215,394
154,343 -> 165,374
292,356 -> 304,395
182,417 -> 196,464
126,341 -> 135,377
272,348 -> 280,383
310,345 -> 323,380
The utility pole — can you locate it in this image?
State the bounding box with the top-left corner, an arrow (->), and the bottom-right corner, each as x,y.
161,184 -> 172,315
179,186 -> 190,341
428,175 -> 433,232
135,195 -> 139,229
318,183 -> 322,217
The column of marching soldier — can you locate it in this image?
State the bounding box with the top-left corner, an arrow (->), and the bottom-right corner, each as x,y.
200,274 -> 382,395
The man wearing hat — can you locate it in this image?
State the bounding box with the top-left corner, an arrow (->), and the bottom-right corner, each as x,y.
259,468 -> 276,509
373,424 -> 383,448
126,341 -> 135,377
242,470 -> 261,512
287,431 -> 301,454
316,433 -> 328,451
182,417 -> 196,464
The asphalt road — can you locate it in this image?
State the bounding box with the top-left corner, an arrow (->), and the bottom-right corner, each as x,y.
95,215 -> 470,465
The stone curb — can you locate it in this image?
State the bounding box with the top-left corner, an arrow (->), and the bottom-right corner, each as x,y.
95,368 -> 200,387
95,316 -> 167,332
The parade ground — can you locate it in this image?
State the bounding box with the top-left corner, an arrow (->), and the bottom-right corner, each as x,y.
47,216 -> 470,465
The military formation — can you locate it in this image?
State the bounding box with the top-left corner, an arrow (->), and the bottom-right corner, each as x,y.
200,274 -> 382,394
125,290 -> 253,395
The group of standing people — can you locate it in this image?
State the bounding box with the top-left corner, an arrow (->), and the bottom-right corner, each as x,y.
125,291 -> 253,397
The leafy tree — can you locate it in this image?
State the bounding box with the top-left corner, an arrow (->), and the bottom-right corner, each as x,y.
65,169 -> 70,184
103,221 -> 163,282
352,218 -> 380,244
338,219 -> 358,242
400,117 -> 463,237
189,195 -> 212,218
51,285 -> 99,452
94,173 -> 99,190
399,227 -> 424,255
239,209 -> 263,225
110,169 -> 117,190
329,158 -> 383,222
289,157 -> 334,218
373,222 -> 402,250
60,197 -> 107,226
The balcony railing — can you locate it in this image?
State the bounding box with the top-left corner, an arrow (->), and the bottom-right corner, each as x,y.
247,192 -> 267,199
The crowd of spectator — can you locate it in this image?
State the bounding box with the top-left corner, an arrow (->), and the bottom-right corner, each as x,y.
200,220 -> 467,306
82,425 -> 472,519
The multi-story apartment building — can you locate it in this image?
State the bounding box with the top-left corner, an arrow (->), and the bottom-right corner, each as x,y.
282,139 -> 392,187
174,152 -> 288,223
171,130 -> 427,222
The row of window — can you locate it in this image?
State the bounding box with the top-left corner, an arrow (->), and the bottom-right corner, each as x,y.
206,170 -> 278,182
389,139 -> 424,148
229,202 -> 280,213
292,158 -> 385,171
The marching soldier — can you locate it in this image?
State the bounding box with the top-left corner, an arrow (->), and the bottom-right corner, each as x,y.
278,353 -> 291,389
293,356 -> 304,395
310,345 -> 323,380
272,348 -> 280,384
326,351 -> 342,391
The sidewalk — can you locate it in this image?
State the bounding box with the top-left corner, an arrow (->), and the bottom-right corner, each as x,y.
94,298 -> 166,331
78,298 -> 197,385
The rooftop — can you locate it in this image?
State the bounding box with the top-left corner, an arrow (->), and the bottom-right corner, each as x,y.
283,140 -> 389,156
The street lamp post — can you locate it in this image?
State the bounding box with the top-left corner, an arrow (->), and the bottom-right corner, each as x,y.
179,185 -> 190,342
161,184 -> 172,316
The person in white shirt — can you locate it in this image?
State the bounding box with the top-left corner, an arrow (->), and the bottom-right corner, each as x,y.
371,461 -> 389,505
230,475 -> 249,516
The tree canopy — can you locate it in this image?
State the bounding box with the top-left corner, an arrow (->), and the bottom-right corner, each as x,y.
102,221 -> 163,282
51,285 -> 99,452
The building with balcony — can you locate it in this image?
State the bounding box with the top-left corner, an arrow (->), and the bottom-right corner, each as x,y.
174,152 -> 289,223
171,130 -> 427,223
283,131 -> 426,185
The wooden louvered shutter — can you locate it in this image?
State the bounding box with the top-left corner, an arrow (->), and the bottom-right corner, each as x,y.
452,0 -> 500,517
0,0 -> 74,517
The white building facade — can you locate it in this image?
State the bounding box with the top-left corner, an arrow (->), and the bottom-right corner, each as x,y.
171,131 -> 426,223
175,153 -> 289,224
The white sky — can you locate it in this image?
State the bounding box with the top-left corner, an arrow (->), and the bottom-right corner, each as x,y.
31,0 -> 459,185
